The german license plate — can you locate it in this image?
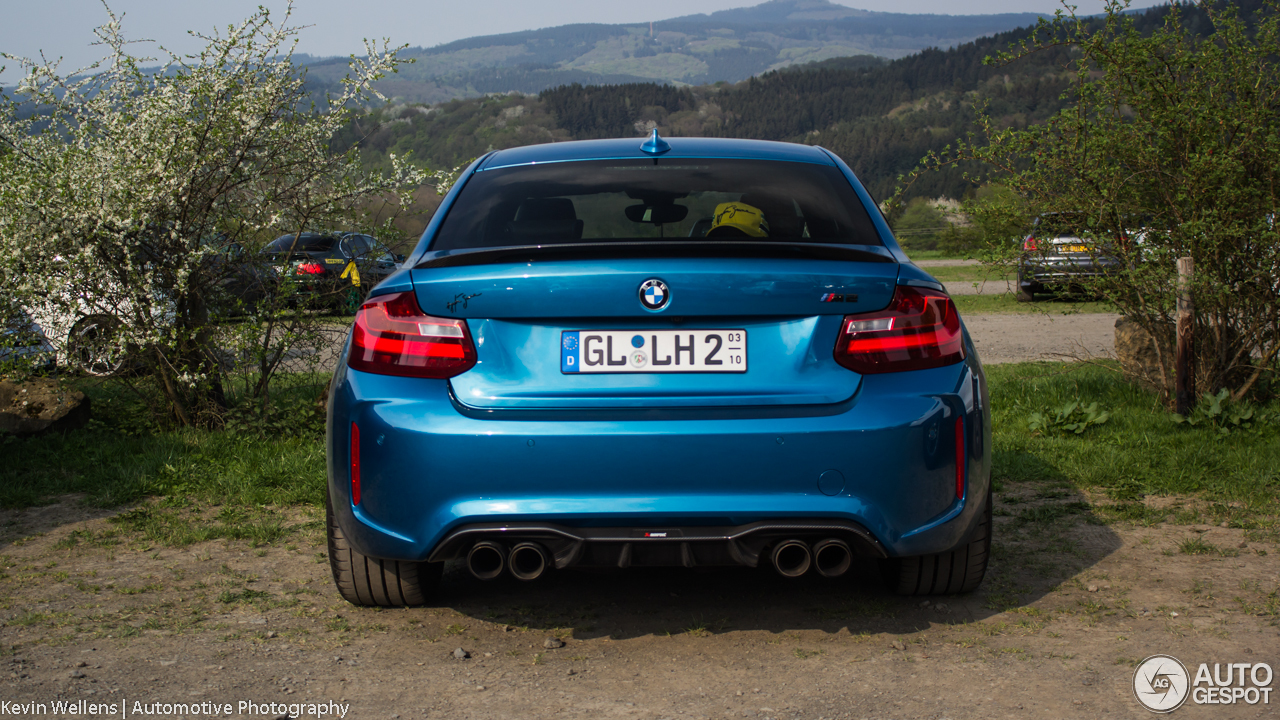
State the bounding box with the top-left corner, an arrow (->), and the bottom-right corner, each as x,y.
1063,244 -> 1089,253
561,330 -> 746,373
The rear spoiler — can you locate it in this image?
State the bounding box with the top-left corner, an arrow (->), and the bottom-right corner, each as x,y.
415,241 -> 896,269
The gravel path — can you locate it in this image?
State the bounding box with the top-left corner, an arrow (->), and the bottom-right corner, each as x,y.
965,312 -> 1120,364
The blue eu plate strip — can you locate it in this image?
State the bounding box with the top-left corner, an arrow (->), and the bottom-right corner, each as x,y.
561,331 -> 581,373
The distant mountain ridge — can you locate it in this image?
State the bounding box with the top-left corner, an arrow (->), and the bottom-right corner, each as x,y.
303,0 -> 1045,104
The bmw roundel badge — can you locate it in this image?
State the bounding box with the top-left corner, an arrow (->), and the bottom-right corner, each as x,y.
639,278 -> 670,310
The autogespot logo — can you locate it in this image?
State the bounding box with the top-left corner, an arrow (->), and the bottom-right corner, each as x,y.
1134,655 -> 1190,713
1133,654 -> 1275,713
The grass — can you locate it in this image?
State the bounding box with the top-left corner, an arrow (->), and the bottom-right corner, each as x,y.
921,264 -> 1012,284
902,249 -> 974,262
0,380 -> 325,510
988,362 -> 1280,520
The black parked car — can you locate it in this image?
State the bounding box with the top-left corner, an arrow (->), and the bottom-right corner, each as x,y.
263,232 -> 402,312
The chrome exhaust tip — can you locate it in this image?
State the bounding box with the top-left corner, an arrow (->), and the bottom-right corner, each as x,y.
508,542 -> 550,582
467,540 -> 506,580
813,538 -> 853,578
771,539 -> 812,578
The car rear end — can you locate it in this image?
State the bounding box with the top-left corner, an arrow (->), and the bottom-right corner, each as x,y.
325,138 -> 992,605
1018,214 -> 1123,300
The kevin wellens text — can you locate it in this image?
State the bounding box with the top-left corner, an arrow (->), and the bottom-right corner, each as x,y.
1,699 -> 351,718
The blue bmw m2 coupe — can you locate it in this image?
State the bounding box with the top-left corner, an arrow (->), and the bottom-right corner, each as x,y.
325,133 -> 991,605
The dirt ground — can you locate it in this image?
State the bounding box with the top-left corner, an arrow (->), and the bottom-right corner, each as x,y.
0,489 -> 1275,720
965,313 -> 1120,365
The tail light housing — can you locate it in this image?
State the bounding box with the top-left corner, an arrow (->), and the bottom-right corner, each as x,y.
348,291 -> 477,378
1023,236 -> 1038,251
295,262 -> 325,275
833,285 -> 965,374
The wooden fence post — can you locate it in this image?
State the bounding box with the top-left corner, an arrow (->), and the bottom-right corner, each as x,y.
1176,256 -> 1194,415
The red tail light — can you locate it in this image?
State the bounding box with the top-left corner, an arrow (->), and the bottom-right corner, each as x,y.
295,262 -> 325,275
350,422 -> 362,505
833,286 -> 965,374
348,291 -> 477,378
1023,236 -> 1038,251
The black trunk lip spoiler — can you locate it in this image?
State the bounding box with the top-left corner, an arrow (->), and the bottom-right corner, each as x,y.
414,242 -> 896,269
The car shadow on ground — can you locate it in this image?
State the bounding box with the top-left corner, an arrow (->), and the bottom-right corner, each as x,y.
437,486 -> 1122,639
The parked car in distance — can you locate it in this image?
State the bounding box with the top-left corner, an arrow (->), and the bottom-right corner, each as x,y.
263,232 -> 401,313
325,133 -> 992,606
0,306 -> 56,370
1017,214 -> 1124,302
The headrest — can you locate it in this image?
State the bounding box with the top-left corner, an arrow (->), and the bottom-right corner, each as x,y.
514,198 -> 577,222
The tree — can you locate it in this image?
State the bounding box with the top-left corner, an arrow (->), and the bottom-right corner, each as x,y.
907,0 -> 1280,403
0,3 -> 425,425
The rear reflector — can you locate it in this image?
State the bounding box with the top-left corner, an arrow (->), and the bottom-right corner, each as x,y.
348,291 -> 477,378
833,285 -> 965,374
350,422 -> 362,506
955,414 -> 965,499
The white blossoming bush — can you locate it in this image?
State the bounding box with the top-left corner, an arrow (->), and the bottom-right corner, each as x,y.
0,4 -> 424,425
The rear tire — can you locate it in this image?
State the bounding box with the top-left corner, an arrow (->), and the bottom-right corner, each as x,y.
327,492 -> 442,606
880,489 -> 991,595
1015,287 -> 1035,303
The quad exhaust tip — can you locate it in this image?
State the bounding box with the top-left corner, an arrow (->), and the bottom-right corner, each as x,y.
812,538 -> 853,578
467,540 -> 506,580
508,542 -> 550,582
771,539 -> 812,578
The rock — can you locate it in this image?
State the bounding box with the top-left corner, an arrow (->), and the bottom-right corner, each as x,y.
889,640 -> 905,651
0,378 -> 91,437
1087,585 -> 1099,592
452,648 -> 470,660
69,670 -> 86,678
1170,611 -> 1180,618
1239,542 -> 1248,548
475,685 -> 486,691
543,637 -> 565,649
76,661 -> 88,668
1114,317 -> 1169,390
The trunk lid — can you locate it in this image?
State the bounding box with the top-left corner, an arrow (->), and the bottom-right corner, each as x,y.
412,248 -> 899,409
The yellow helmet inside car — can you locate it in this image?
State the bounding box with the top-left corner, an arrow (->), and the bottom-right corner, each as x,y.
708,202 -> 770,238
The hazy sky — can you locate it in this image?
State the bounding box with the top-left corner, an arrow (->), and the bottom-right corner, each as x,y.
2,0 -> 1166,82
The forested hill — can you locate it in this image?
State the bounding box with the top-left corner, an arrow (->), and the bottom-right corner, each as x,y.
333,2 -> 1259,203
304,0 -> 1044,104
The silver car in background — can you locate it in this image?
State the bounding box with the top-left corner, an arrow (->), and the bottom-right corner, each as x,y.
1017,214 -> 1124,302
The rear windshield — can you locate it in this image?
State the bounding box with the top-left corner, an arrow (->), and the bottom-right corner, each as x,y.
430,158 -> 882,251
266,234 -> 337,252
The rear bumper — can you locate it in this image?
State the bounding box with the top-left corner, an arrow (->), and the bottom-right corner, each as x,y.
1019,255 -> 1120,289
326,354 -> 991,565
